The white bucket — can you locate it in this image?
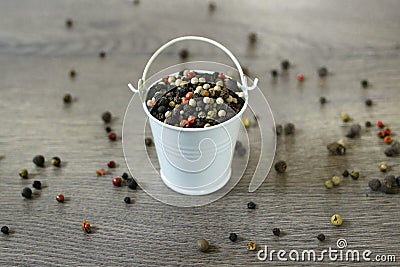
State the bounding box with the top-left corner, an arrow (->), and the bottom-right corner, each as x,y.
128,36 -> 259,195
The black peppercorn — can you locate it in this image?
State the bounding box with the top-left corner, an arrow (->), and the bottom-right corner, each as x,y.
102,111 -> 112,123
124,196 -> 131,204
105,126 -> 112,133
21,187 -> 32,198
99,51 -> 106,58
178,49 -> 189,60
365,121 -> 372,128
317,233 -> 325,241
274,160 -> 287,173
319,97 -> 327,104
133,0 -> 140,5
51,156 -> 61,167
69,69 -> 76,78
145,137 -> 153,146
122,172 -> 129,180
318,67 -> 328,77
383,175 -> 396,189
368,179 -> 381,191
32,181 -> 41,190
208,1 -> 216,12
229,233 -> 238,242
33,155 -> 45,167
271,69 -> 278,77
346,124 -> 361,138
1,226 -> 9,235
365,99 -> 372,106
272,228 -> 281,236
248,33 -> 257,44
284,123 -> 295,135
361,79 -> 369,88
235,141 -> 243,150
65,18 -> 73,28
281,60 -> 290,70
342,170 -> 349,177
237,146 -> 246,157
63,93 -> 72,103
127,178 -> 138,190
247,201 -> 256,209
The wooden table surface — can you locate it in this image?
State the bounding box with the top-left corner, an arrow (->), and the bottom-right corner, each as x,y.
1,0 -> 400,266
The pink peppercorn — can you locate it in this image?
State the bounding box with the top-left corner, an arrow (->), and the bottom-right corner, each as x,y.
296,74 -> 305,82
218,73 -> 225,79
188,115 -> 196,124
185,92 -> 193,99
112,177 -> 122,187
377,120 -> 384,128
187,71 -> 196,79
107,160 -> 116,168
108,132 -> 117,141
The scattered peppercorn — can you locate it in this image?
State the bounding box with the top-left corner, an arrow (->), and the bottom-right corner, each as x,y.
133,0 -> 140,5
21,187 -> 32,198
274,160 -> 287,173
229,233 -> 238,242
368,179 -> 381,191
246,241 -> 257,251
124,196 -> 131,204
275,124 -> 283,135
242,118 -> 251,128
318,67 -> 328,77
350,171 -> 359,180
112,177 -> 122,187
208,1 -> 216,12
327,142 -> 346,155
102,111 -> 112,123
247,201 -> 256,209
33,155 -> 45,167
284,123 -> 295,135
105,126 -> 112,133
56,194 -> 65,203
96,168 -> 106,176
197,239 -> 209,252
272,228 -> 281,237
82,220 -> 91,234
32,180 -> 41,190
325,180 -> 333,189
332,176 -> 341,186
384,136 -> 392,144
127,178 -> 138,189
346,124 -> 361,138
1,226 -> 9,235
236,146 -> 246,157
271,69 -> 278,78
383,175 -> 396,189
317,233 -> 326,241
107,160 -> 116,168
396,176 -> 400,186
340,112 -> 350,122
296,73 -> 305,82
69,69 -> 76,78
99,51 -> 106,58
365,121 -> 372,128
330,214 -> 342,226
385,141 -> 400,157
108,132 -> 117,141
19,169 -> 28,179
63,93 -> 72,103
122,172 -> 129,180
379,162 -> 388,172
145,137 -> 153,146
376,120 -> 384,128
361,79 -> 369,88
365,99 -> 373,106
248,32 -> 257,44
382,127 -> 391,136
51,156 -> 61,167
319,97 -> 327,104
342,170 -> 349,177
65,18 -> 73,28
178,49 -> 189,60
281,60 -> 290,70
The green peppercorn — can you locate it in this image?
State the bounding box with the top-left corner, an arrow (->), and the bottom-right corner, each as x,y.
317,233 -> 325,241
331,176 -> 341,186
19,169 -> 28,179
324,180 -> 333,189
63,93 -> 72,103
21,187 -> 32,198
350,171 -> 359,180
368,179 -> 381,191
331,214 -> 342,226
327,142 -> 346,155
197,239 -> 209,252
246,241 -> 257,251
242,118 -> 251,128
51,156 -> 61,167
33,155 -> 45,167
340,112 -> 350,122
379,162 -> 388,172
274,160 -> 287,173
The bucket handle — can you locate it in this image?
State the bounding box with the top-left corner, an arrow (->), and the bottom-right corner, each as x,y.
128,36 -> 259,94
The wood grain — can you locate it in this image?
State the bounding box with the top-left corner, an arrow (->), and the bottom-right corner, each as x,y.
1,0 -> 399,266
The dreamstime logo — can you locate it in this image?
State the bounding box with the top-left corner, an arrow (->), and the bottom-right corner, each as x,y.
257,238 -> 396,263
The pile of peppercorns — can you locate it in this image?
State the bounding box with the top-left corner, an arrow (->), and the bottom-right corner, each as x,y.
146,70 -> 245,128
